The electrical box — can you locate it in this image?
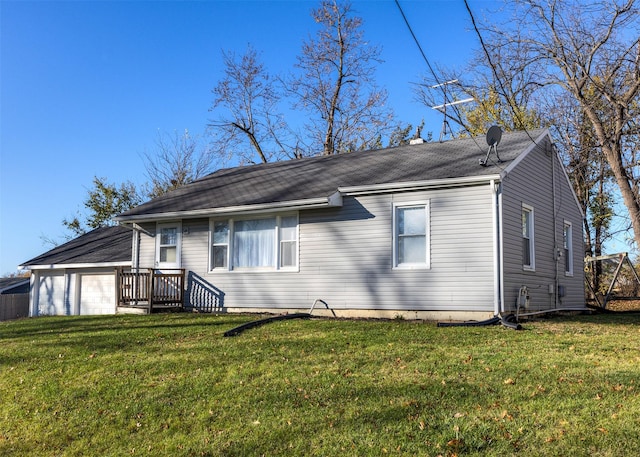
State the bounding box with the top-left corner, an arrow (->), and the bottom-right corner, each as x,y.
558,285 -> 566,298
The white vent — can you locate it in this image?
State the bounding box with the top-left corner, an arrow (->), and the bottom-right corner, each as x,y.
409,138 -> 424,145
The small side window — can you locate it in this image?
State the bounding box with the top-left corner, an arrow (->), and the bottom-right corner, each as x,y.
279,215 -> 298,269
563,222 -> 573,276
156,222 -> 181,268
394,203 -> 429,269
212,221 -> 229,269
522,205 -> 535,271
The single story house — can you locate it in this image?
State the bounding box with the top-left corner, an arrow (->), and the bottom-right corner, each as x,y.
113,128 -> 586,320
20,225 -> 132,316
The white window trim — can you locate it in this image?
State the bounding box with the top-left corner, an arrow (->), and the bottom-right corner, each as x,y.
392,201 -> 430,270
209,213 -> 299,272
564,220 -> 574,276
522,204 -> 535,271
155,221 -> 182,269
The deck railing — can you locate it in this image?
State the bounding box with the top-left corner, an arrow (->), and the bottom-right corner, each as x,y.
117,268 -> 185,312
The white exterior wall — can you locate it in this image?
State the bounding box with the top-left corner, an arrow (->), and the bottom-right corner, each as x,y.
500,138 -> 585,312
32,271 -> 67,316
29,268 -> 119,316
137,184 -> 498,315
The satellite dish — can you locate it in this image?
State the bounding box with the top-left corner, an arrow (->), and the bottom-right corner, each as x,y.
486,125 -> 502,146
480,126 -> 503,166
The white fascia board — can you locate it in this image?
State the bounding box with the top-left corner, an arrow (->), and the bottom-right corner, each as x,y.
22,261 -> 131,270
115,192 -> 343,223
339,175 -> 501,196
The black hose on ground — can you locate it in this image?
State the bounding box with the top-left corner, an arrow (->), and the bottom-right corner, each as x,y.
500,314 -> 523,330
223,313 -> 311,337
436,316 -> 501,327
437,314 -> 523,330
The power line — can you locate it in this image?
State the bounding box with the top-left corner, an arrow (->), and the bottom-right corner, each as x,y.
394,0 -> 507,165
394,0 -> 473,140
462,0 -> 539,146
393,0 -> 441,88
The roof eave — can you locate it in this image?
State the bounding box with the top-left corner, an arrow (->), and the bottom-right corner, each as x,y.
339,175 -> 502,195
20,261 -> 132,270
116,191 -> 344,223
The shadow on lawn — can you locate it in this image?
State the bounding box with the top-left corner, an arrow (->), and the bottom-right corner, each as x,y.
0,313 -> 251,342
527,311 -> 640,326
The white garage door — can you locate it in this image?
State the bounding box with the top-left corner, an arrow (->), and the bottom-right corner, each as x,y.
79,273 -> 116,315
37,272 -> 67,315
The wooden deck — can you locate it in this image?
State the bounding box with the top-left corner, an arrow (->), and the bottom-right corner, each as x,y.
117,268 -> 185,313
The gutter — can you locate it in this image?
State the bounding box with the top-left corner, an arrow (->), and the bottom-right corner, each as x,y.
339,175 -> 501,196
115,176 -> 506,224
21,261 -> 131,270
115,192 -> 343,223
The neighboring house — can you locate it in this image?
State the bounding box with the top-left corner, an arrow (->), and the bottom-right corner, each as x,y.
0,277 -> 30,321
19,225 -> 132,316
114,128 -> 586,320
0,277 -> 30,295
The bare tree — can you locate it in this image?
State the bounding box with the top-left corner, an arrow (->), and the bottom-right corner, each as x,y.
209,46 -> 295,164
142,130 -> 216,198
287,0 -> 396,155
474,0 -> 640,248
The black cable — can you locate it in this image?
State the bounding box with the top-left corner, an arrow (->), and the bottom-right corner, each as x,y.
394,0 -> 507,164
463,0 -> 539,146
394,0 -> 470,137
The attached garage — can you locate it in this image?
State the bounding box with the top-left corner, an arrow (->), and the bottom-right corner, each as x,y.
20,226 -> 132,317
36,272 -> 67,315
78,272 -> 116,315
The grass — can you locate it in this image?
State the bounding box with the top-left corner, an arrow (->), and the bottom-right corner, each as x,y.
1,312 -> 639,456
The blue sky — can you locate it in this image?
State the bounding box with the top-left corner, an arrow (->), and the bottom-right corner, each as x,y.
1,0 -> 493,275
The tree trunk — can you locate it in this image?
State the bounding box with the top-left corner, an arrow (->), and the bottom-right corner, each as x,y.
604,144 -> 640,250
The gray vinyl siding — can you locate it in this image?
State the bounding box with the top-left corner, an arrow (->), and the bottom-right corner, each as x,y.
501,138 -> 585,311
181,219 -> 209,272
137,222 -> 156,269
135,184 -> 498,312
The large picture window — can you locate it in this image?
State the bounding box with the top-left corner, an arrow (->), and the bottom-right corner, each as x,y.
394,203 -> 429,269
522,204 -> 535,270
210,214 -> 298,271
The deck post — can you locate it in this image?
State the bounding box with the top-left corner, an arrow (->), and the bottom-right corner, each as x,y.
148,268 -> 154,314
116,267 -> 122,307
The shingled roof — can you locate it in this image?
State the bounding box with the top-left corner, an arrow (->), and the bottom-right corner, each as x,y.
117,129 -> 547,221
20,225 -> 133,268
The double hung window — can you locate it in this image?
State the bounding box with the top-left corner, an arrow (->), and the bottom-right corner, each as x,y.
563,222 -> 573,275
211,214 -> 298,271
394,203 -> 429,269
156,222 -> 181,268
522,204 -> 535,270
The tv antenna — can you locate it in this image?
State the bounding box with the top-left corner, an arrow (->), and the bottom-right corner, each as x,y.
431,79 -> 474,142
480,125 -> 503,166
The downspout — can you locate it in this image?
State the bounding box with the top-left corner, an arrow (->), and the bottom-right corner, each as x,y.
491,179 -> 503,316
130,223 -> 143,307
131,223 -> 143,272
551,145 -> 559,309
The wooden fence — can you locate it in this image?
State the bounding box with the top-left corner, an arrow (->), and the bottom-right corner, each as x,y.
0,294 -> 29,321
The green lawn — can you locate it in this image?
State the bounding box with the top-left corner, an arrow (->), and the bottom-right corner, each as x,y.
1,312 -> 639,456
